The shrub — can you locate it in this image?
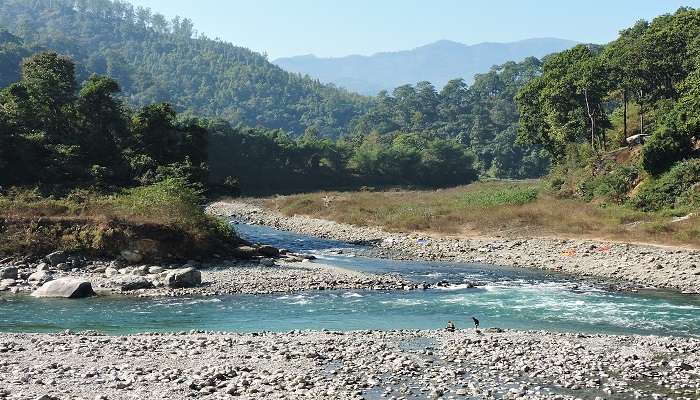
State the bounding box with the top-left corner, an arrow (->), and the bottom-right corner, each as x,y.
632,159 -> 700,211
641,115 -> 694,175
591,165 -> 640,204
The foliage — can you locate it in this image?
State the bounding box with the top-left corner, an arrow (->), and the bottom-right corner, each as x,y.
350,58 -> 551,179
0,0 -> 370,138
516,7 -> 700,212
632,159 -> 700,212
0,180 -> 236,258
641,111 -> 694,175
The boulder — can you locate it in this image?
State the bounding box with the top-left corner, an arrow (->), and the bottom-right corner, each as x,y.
259,258 -> 275,267
120,250 -> 143,264
36,262 -> 50,272
113,275 -> 154,291
45,251 -> 68,266
165,267 -> 202,288
0,266 -> 18,280
55,263 -> 72,271
231,245 -> 259,259
31,278 -> 96,298
104,267 -> 119,277
148,266 -> 164,274
257,245 -> 280,258
28,271 -> 53,285
0,279 -> 16,291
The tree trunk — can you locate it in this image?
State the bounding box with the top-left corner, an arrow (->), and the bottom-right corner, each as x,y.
623,89 -> 628,141
584,88 -> 596,149
639,90 -> 644,136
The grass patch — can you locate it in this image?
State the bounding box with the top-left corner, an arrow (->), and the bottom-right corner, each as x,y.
458,185 -> 539,208
267,180 -> 699,247
0,178 -> 238,259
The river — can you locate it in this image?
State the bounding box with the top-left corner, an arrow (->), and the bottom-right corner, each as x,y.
1,223 -> 699,336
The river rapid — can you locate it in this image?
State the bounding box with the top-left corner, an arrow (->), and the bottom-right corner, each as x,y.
1,223 -> 699,337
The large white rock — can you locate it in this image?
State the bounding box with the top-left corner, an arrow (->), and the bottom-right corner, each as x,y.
31,278 -> 95,298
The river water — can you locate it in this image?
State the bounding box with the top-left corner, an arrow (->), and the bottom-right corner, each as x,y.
1,223 -> 699,336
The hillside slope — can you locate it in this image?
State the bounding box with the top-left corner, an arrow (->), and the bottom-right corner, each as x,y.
0,0 -> 369,137
274,38 -> 577,95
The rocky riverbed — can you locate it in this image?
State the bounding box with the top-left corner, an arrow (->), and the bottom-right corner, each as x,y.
207,201 -> 700,294
0,329 -> 698,400
0,252 -> 414,298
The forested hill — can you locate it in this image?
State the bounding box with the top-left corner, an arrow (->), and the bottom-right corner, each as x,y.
0,0 -> 370,137
275,38 -> 577,95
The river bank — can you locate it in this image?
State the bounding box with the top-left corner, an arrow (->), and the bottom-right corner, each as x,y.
1,329 -> 698,400
208,201 -> 700,294
0,256 -> 414,298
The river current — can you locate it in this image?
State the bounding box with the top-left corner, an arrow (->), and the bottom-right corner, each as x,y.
1,223 -> 698,336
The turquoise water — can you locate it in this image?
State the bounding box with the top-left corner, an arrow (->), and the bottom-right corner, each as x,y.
0,223 -> 698,336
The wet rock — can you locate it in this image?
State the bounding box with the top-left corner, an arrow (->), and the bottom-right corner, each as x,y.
31,278 -> 96,298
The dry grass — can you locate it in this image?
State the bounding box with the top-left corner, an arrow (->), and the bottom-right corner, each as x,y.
266,181 -> 700,248
0,180 -> 237,258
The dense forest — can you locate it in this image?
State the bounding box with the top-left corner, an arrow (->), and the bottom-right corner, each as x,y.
0,0 -> 370,137
0,30 -> 478,193
349,58 -> 551,179
1,0 -> 697,204
0,0 -> 551,192
516,7 -> 700,212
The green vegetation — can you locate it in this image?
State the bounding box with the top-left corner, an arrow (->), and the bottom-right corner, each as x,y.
459,185 -> 539,208
351,58 -> 550,179
0,178 -> 238,259
517,7 -> 699,216
0,0 -> 370,138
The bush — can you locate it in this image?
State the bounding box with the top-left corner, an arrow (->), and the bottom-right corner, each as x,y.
590,165 -> 640,204
632,159 -> 700,211
641,115 -> 694,175
0,179 -> 238,258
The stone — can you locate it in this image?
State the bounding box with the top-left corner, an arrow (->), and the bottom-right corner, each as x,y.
28,271 -> 53,285
259,258 -> 275,267
45,251 -> 68,266
257,245 -> 280,258
165,267 -> 202,288
55,263 -> 72,271
232,246 -> 259,259
113,275 -> 154,291
36,262 -> 50,272
104,267 -> 119,277
120,250 -> 143,264
0,267 -> 17,280
148,266 -> 165,274
31,278 -> 96,298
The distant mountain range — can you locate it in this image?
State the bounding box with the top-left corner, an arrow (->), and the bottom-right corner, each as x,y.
274,38 -> 578,95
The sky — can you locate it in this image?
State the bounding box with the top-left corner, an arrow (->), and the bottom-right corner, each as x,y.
126,0 -> 700,60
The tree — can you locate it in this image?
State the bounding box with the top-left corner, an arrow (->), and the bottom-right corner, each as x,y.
20,52 -> 76,139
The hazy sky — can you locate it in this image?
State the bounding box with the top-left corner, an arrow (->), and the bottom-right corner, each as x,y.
126,0 -> 700,59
